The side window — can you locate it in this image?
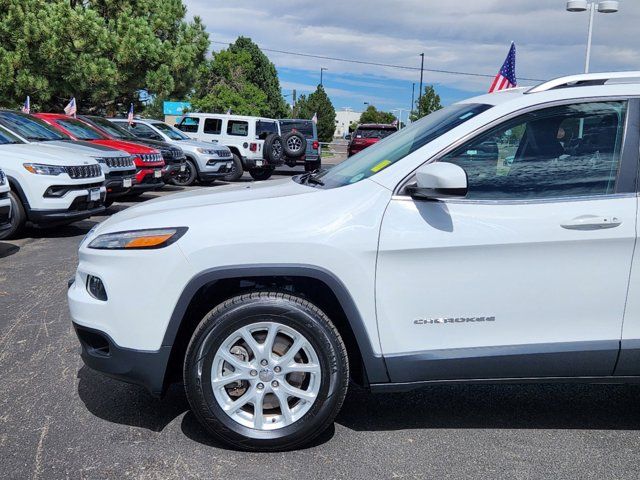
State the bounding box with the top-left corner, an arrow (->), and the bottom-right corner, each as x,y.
256,120 -> 278,140
176,117 -> 200,133
203,118 -> 222,135
440,101 -> 627,200
131,123 -> 160,140
227,120 -> 248,137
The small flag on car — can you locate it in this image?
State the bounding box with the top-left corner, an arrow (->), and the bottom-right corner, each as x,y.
64,97 -> 77,117
489,42 -> 517,93
311,112 -> 318,124
226,108 -> 232,115
21,96 -> 30,114
127,103 -> 134,125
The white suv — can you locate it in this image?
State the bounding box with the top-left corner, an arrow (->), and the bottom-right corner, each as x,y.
108,118 -> 234,186
69,72 -> 640,451
0,169 -> 11,232
0,126 -> 105,239
175,113 -> 285,181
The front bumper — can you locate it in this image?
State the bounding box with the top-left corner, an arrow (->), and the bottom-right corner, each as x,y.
135,168 -> 165,190
29,203 -> 105,225
162,159 -> 187,181
72,322 -> 171,397
105,173 -> 136,197
199,159 -> 234,180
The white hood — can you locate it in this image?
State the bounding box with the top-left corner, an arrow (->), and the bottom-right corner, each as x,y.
43,140 -> 130,159
0,143 -> 99,166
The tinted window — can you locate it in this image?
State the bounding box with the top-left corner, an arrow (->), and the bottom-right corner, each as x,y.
355,127 -> 397,139
177,117 -> 200,133
316,103 -> 491,189
280,120 -> 315,138
204,118 -> 222,135
57,119 -> 105,140
130,122 -> 160,139
153,122 -> 190,140
85,117 -> 136,140
440,101 -> 627,200
0,112 -> 68,141
0,127 -> 22,144
256,120 -> 278,140
227,120 -> 248,136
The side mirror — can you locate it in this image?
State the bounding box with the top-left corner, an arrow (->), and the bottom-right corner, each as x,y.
406,162 -> 468,200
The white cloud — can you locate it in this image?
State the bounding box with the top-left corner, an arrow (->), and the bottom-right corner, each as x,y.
184,0 -> 640,93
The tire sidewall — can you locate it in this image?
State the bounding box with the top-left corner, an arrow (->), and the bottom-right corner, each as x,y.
249,167 -> 274,181
223,154 -> 244,182
0,191 -> 25,240
185,296 -> 346,449
171,159 -> 197,186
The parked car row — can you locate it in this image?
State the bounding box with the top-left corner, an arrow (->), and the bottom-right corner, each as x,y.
0,111 -> 238,240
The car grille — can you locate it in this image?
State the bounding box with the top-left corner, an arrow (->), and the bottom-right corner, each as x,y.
103,156 -> 135,169
65,164 -> 102,179
139,153 -> 163,163
162,148 -> 184,160
215,149 -> 232,157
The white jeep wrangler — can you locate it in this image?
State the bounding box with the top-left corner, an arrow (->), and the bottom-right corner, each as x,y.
69,72 -> 640,451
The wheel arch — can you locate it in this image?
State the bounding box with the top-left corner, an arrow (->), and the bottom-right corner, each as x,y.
183,153 -> 201,173
161,265 -> 389,392
6,175 -> 30,210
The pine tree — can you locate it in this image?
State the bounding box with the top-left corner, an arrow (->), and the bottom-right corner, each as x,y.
294,85 -> 336,142
411,85 -> 443,121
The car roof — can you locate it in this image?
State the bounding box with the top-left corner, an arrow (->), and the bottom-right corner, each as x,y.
357,123 -> 397,129
183,113 -> 277,123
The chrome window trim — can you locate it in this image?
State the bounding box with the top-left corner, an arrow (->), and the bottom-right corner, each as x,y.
394,96 -> 638,201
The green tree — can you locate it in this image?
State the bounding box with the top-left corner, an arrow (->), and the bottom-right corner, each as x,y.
358,105 -> 396,125
411,84 -> 442,121
0,0 -> 209,113
294,85 -> 336,142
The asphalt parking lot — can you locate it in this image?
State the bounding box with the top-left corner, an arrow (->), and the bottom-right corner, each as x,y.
3,169 -> 640,479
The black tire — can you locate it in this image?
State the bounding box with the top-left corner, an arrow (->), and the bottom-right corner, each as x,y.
263,134 -> 284,164
183,292 -> 349,452
249,167 -> 274,181
172,159 -> 197,187
282,131 -> 307,158
223,154 -> 244,182
0,191 -> 26,240
305,160 -> 321,173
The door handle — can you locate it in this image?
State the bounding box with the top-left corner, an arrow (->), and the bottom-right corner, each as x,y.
560,215 -> 622,230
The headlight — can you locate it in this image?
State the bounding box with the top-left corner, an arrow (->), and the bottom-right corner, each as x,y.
196,147 -> 217,155
23,163 -> 66,176
88,227 -> 188,250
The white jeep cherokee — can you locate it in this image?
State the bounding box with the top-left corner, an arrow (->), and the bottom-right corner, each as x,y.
0,126 -> 106,239
69,72 -> 640,451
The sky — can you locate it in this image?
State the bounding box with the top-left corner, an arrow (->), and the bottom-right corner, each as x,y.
183,0 -> 639,121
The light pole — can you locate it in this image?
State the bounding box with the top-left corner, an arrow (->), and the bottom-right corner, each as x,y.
320,67 -> 328,86
411,83 -> 415,117
566,1 -> 619,73
418,53 -> 424,116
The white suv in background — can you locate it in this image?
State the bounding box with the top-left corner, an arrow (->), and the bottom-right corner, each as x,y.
175,113 -> 285,181
0,126 -> 105,239
0,169 -> 11,233
108,118 -> 234,186
70,72 -> 640,451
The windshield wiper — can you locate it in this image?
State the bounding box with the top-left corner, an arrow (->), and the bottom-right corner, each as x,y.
298,170 -> 325,186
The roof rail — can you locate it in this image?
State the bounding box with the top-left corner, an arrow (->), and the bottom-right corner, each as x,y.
526,71 -> 640,94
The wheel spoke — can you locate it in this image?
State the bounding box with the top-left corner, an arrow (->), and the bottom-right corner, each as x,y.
224,387 -> 255,415
252,390 -> 266,429
239,327 -> 262,358
211,371 -> 249,388
284,362 -> 321,375
263,323 -> 279,358
278,335 -> 307,365
218,348 -> 251,372
281,381 -> 316,403
273,388 -> 293,423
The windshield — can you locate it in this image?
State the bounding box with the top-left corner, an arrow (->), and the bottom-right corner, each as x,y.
57,118 -> 106,141
0,126 -> 23,145
280,120 -> 315,139
354,127 -> 396,139
85,116 -> 136,140
315,103 -> 492,188
0,112 -> 69,142
152,121 -> 190,140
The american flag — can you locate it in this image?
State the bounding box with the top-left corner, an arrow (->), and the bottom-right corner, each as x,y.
226,108 -> 232,115
489,43 -> 517,93
64,97 -> 77,117
311,112 -> 318,124
127,103 -> 134,125
21,96 -> 30,114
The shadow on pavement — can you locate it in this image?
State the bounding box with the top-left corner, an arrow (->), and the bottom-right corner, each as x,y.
0,241 -> 19,258
336,382 -> 640,431
21,220 -> 98,239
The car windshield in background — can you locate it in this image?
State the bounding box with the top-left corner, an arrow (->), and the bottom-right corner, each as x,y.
152,122 -> 191,141
85,117 -> 136,140
0,112 -> 68,142
176,117 -> 199,133
0,127 -> 23,145
280,121 -> 315,138
57,119 -> 105,141
256,120 -> 278,140
356,127 -> 396,139
315,103 -> 492,189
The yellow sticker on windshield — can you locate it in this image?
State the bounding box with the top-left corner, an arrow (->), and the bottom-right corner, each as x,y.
371,159 -> 391,173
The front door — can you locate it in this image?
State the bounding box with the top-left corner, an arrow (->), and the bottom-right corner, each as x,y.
376,99 -> 638,383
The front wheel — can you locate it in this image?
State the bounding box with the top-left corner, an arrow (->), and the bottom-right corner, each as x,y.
223,154 -> 244,182
183,292 -> 349,451
249,167 -> 274,181
172,159 -> 197,187
0,191 -> 26,240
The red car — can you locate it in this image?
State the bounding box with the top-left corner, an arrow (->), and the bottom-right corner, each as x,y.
347,123 -> 398,157
35,113 -> 165,193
